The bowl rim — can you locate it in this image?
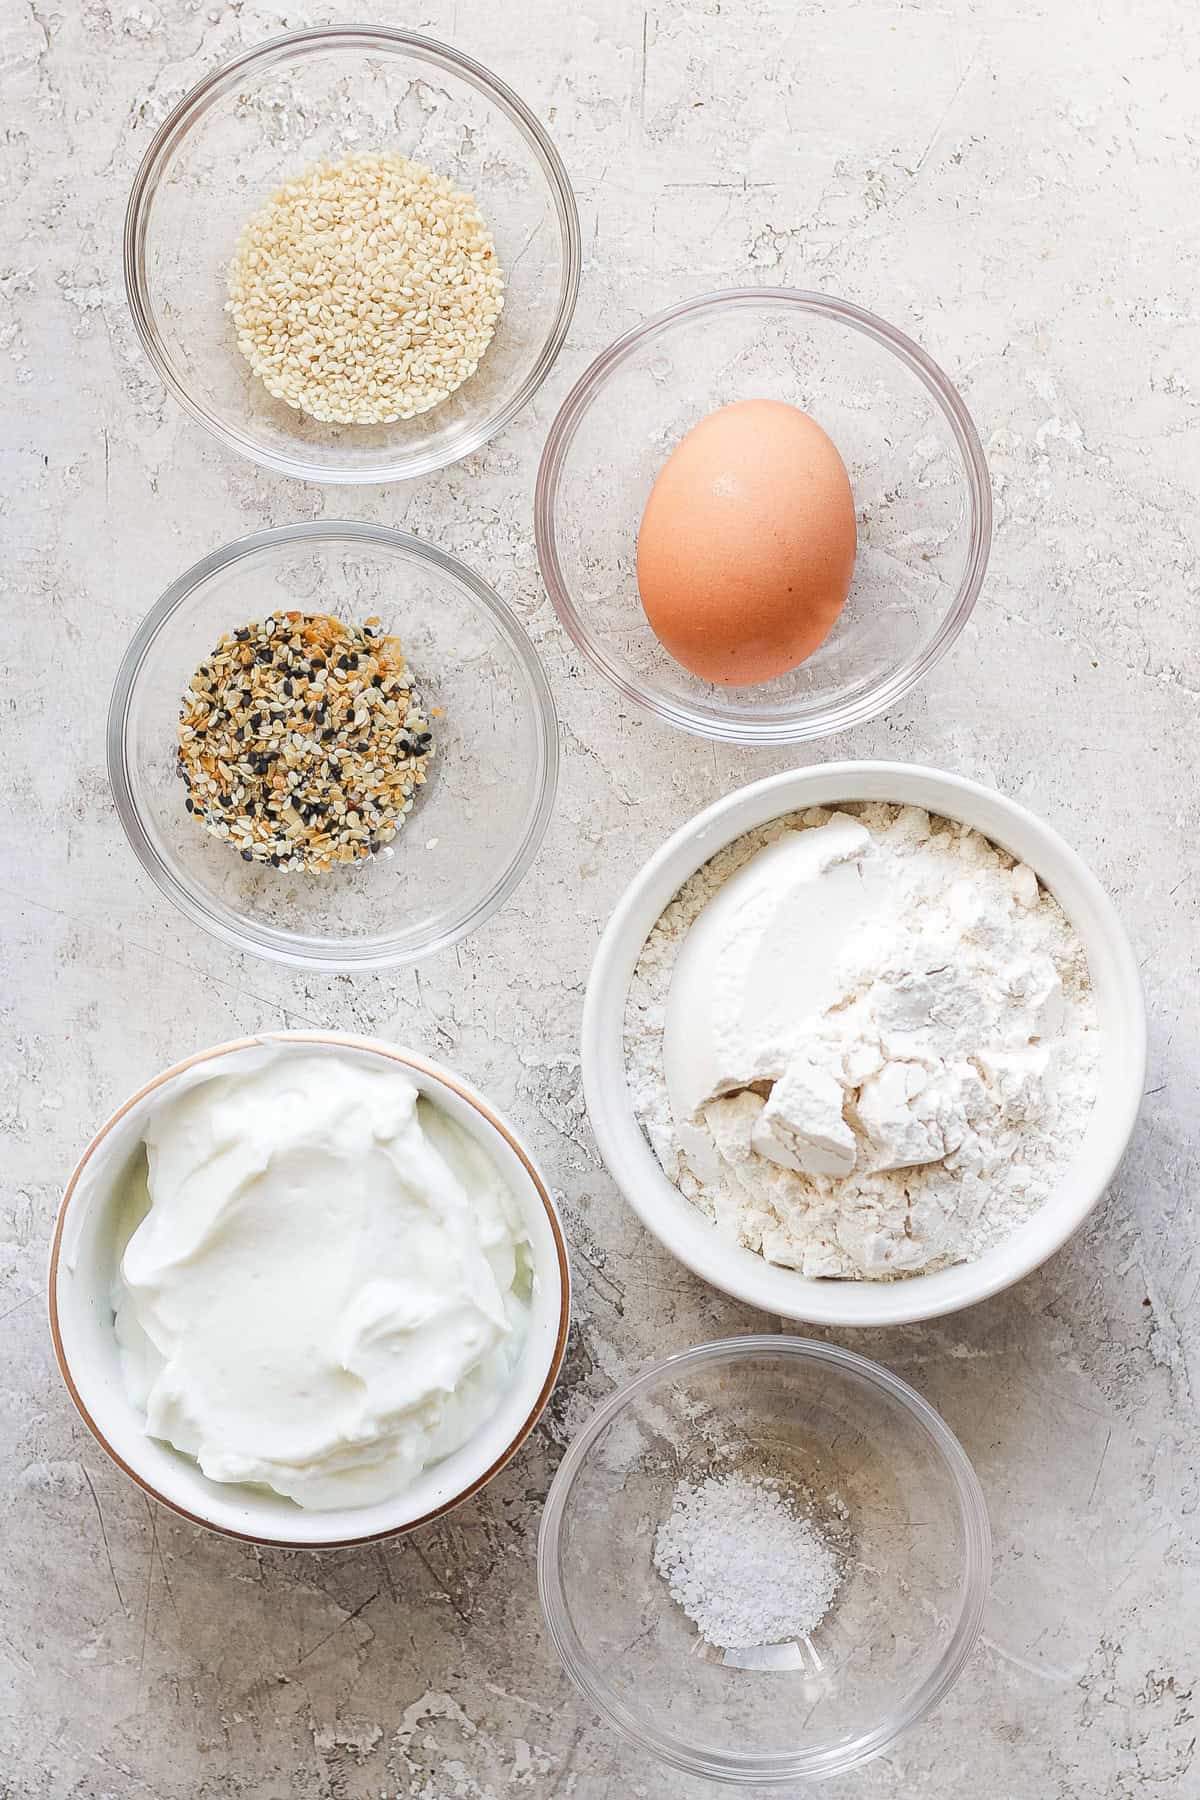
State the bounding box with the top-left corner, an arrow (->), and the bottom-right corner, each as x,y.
48,1030 -> 572,1549
123,22 -> 582,485
107,519 -> 560,971
534,286 -> 993,745
581,760 -> 1146,1325
537,1333 -> 992,1783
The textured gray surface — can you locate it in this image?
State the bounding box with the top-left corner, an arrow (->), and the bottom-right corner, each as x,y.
2,1 -> 1198,1795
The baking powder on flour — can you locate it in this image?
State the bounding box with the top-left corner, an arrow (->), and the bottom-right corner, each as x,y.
624,803 -> 1100,1279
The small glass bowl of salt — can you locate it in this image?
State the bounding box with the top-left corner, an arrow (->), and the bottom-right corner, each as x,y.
537,1335 -> 989,1785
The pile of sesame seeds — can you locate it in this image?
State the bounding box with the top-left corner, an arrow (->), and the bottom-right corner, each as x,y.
226,151 -> 505,425
177,612 -> 434,873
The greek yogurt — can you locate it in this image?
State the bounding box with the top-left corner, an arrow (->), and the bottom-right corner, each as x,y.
112,1048 -> 531,1509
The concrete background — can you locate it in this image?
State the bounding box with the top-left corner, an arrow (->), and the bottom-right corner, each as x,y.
2,0 -> 1198,1795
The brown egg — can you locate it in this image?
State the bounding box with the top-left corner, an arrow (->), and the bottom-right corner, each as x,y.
636,399 -> 857,686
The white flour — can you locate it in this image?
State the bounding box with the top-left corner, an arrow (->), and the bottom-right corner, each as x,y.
625,803 -> 1100,1279
653,1471 -> 840,1649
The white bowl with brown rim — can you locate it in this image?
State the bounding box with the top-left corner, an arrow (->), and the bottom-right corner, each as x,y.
49,1031 -> 570,1547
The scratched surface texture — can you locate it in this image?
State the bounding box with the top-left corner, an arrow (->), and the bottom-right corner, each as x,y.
2,1 -> 1198,1796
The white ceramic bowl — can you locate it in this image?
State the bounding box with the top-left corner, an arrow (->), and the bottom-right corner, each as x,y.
50,1033 -> 571,1546
582,763 -> 1145,1326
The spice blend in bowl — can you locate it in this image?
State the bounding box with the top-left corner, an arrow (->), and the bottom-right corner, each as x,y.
108,522 -> 559,970
227,152 -> 505,426
178,612 -> 434,872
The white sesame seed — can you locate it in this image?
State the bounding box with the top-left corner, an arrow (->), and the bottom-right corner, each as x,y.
226,151 -> 505,426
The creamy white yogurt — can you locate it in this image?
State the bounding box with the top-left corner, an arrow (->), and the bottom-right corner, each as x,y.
663,815 -> 880,1121
112,1049 -> 530,1510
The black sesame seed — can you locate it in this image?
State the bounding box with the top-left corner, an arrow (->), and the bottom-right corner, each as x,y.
241,848 -> 253,861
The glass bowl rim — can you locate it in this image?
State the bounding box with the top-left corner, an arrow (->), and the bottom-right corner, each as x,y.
533,286 -> 993,745
123,22 -> 583,485
536,1332 -> 991,1784
107,519 -> 560,972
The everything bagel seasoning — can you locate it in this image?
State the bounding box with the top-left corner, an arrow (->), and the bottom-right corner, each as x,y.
177,612 -> 434,873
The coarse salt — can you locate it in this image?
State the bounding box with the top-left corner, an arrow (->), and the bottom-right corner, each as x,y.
653,1471 -> 841,1650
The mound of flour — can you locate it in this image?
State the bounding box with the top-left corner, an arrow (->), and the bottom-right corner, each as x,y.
624,803 -> 1100,1279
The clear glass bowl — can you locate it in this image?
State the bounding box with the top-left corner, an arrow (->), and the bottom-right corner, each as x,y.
124,25 -> 580,483
537,1336 -> 990,1784
108,522 -> 558,970
535,289 -> 992,744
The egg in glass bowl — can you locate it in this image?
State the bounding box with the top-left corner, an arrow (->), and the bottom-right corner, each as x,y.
535,288 -> 992,744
